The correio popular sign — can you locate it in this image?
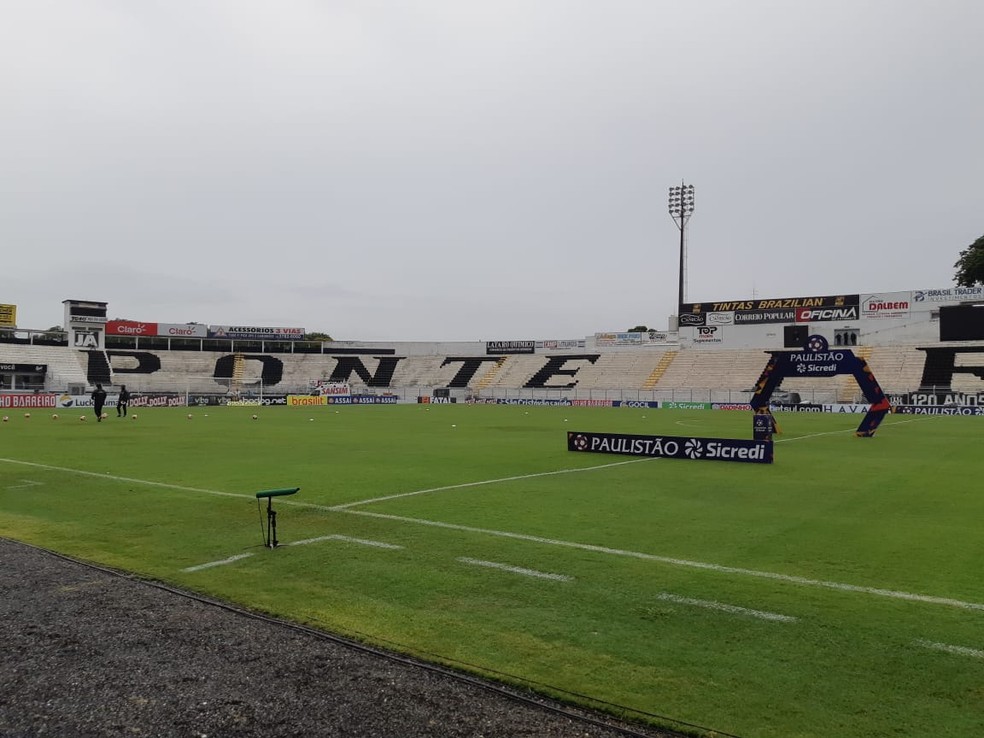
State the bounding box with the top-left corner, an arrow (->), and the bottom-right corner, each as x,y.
567,431 -> 772,464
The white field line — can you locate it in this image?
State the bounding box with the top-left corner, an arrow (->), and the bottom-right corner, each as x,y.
182,553 -> 253,572
6,416 -> 961,611
338,508 -> 984,613
655,592 -> 796,622
457,557 -> 573,582
334,419 -> 918,510
5,479 -> 42,490
291,534 -> 402,549
775,418 -> 918,444
328,457 -> 656,510
0,458 -> 248,500
331,535 -> 403,549
915,639 -> 984,659
289,535 -> 339,546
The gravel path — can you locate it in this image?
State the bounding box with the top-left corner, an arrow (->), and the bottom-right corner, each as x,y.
0,538 -> 681,738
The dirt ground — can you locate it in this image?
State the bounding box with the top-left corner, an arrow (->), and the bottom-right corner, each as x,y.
0,537 -> 679,738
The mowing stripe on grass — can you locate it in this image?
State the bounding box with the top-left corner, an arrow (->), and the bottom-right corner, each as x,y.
915,640 -> 984,659
457,557 -> 573,582
655,592 -> 796,622
182,553 -> 253,572
341,509 -> 984,613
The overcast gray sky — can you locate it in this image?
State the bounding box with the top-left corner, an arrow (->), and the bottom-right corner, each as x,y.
2,1 -> 982,341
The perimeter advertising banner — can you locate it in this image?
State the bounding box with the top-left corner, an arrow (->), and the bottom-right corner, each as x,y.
567,431 -> 773,464
0,393 -> 58,409
894,405 -> 984,415
288,395 -> 328,407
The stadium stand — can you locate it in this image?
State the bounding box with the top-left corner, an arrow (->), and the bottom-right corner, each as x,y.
4,341 -> 984,404
0,344 -> 88,389
568,352 -> 668,390
655,349 -> 765,394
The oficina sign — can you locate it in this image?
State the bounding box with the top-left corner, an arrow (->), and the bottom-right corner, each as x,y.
567,431 -> 772,464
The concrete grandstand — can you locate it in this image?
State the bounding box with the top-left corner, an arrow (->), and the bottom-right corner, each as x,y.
2,285 -> 984,411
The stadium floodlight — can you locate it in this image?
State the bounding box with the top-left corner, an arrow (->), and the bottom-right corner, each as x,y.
668,182 -> 695,315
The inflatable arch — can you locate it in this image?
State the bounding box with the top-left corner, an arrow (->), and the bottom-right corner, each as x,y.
749,335 -> 892,437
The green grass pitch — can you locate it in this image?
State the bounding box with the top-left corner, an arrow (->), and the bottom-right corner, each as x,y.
1,404 -> 982,737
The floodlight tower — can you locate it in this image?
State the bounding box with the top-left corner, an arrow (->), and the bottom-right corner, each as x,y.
668,182 -> 695,315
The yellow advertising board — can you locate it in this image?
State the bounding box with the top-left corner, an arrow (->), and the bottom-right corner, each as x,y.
0,304 -> 16,327
287,395 -> 327,407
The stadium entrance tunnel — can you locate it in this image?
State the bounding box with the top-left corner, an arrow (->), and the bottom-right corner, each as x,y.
749,335 -> 892,437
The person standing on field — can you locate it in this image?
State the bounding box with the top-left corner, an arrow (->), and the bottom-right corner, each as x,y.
92,383 -> 107,422
117,385 -> 130,417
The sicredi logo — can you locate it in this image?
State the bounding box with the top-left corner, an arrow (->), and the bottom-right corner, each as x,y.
567,430 -> 772,464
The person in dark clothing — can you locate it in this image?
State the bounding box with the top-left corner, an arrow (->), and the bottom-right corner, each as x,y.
117,385 -> 130,417
92,383 -> 107,422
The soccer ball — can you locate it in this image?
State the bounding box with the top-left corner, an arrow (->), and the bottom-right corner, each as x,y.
251,414 -> 258,420
187,414 -> 193,419
101,413 -> 108,420
51,414 -> 59,420
1,416 -> 8,423
24,413 -> 30,419
80,416 -> 87,422
132,415 -> 138,420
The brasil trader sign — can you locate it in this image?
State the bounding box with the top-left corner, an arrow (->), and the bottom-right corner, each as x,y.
567,431 -> 773,464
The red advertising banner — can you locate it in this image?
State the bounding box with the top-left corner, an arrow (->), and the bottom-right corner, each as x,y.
106,320 -> 159,336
